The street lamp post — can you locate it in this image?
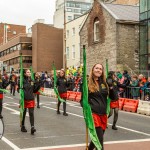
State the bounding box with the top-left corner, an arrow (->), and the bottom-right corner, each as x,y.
64,0 -> 67,70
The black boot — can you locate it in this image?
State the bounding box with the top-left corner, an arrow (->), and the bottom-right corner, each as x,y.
63,102 -> 68,116
21,126 -> 27,132
57,101 -> 61,115
112,125 -> 118,130
0,114 -> 3,119
31,126 -> 36,135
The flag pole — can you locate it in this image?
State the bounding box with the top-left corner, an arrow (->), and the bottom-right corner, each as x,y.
83,45 -> 89,150
86,126 -> 89,150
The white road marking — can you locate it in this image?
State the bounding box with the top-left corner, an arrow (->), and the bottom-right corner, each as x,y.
5,96 -> 14,99
2,137 -> 20,150
105,138 -> 150,144
21,143 -> 86,150
43,106 -> 83,118
3,106 -> 29,116
20,138 -> 150,150
43,105 -> 150,137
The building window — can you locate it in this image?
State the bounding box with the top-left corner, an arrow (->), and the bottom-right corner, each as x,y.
17,44 -> 21,50
94,19 -> 100,42
66,30 -> 69,38
66,47 -> 69,59
66,8 -> 72,12
68,16 -> 72,21
74,15 -> 80,19
13,31 -> 17,35
6,49 -> 10,54
72,28 -> 75,36
74,9 -> 80,13
72,45 -> 75,59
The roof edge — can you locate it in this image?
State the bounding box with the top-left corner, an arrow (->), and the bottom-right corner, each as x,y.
100,1 -> 119,20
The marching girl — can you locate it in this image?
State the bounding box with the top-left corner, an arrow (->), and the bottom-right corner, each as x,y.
87,63 -> 109,150
56,69 -> 69,116
19,69 -> 43,134
0,73 -> 9,118
107,71 -> 126,130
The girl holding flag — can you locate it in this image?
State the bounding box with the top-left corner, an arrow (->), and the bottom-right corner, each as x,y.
0,73 -> 9,118
19,69 -> 43,134
87,63 -> 109,150
56,69 -> 69,116
107,71 -> 126,130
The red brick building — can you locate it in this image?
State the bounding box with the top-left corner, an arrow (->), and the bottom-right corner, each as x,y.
0,23 -> 26,45
0,23 -> 63,73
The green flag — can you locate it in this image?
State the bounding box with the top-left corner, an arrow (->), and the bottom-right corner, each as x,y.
53,64 -> 65,103
0,89 -> 9,93
19,54 -> 24,124
82,46 -> 102,150
106,59 -> 111,115
30,66 -> 34,81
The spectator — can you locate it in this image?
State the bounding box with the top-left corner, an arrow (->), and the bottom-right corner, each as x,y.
130,75 -> 139,100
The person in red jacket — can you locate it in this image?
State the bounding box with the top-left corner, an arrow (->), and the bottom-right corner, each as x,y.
19,69 -> 43,135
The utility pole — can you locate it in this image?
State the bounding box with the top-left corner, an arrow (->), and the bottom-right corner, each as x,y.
64,0 -> 66,70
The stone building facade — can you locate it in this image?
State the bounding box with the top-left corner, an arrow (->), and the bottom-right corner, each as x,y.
80,0 -> 139,73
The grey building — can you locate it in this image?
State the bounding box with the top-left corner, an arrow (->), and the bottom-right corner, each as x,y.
80,0 -> 139,73
54,0 -> 93,28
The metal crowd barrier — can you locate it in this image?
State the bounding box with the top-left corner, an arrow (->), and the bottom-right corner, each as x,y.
119,86 -> 150,101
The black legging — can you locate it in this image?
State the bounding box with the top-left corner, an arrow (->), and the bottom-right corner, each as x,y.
36,94 -> 40,107
22,108 -> 34,127
108,108 -> 119,126
0,99 -> 3,115
10,84 -> 16,95
57,99 -> 67,113
88,127 -> 105,150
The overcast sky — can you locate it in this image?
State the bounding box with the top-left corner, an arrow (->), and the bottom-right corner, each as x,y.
0,0 -> 56,30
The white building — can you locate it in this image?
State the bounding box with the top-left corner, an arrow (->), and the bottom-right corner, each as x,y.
53,0 -> 92,28
65,13 -> 88,67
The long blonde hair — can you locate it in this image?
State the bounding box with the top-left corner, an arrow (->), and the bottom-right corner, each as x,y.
88,63 -> 108,93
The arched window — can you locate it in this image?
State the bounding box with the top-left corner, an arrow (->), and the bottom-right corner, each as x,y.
94,17 -> 100,42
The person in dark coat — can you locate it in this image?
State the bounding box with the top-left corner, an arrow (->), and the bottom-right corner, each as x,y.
18,69 -> 43,135
9,70 -> 17,96
56,70 -> 69,116
34,72 -> 42,108
81,63 -> 109,150
107,71 -> 126,130
67,73 -> 75,91
0,73 -> 9,118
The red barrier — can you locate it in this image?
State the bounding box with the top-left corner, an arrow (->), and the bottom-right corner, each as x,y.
67,91 -> 81,102
119,98 -> 125,110
68,91 -> 76,101
123,99 -> 139,113
75,92 -> 81,102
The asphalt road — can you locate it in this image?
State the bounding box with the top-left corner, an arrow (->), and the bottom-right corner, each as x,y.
0,92 -> 150,150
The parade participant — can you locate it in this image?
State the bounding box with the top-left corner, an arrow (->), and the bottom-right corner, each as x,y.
19,69 -> 43,134
0,73 -> 9,118
34,72 -> 42,108
9,70 -> 17,96
67,73 -> 75,91
87,63 -> 109,150
107,71 -> 126,130
56,70 -> 69,116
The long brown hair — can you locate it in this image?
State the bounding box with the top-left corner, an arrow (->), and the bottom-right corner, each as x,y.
88,63 -> 108,93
